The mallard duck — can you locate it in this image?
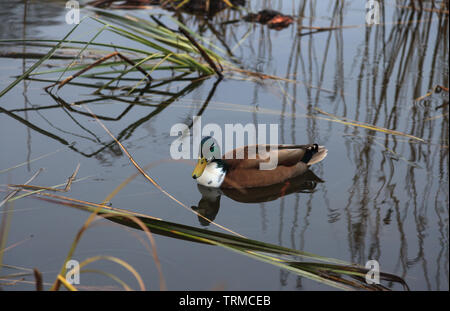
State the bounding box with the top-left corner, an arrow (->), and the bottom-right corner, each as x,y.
192,136 -> 327,189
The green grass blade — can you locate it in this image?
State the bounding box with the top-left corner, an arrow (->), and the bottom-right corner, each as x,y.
0,19 -> 84,99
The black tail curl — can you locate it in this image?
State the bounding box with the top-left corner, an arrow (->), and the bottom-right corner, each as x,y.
300,144 -> 319,164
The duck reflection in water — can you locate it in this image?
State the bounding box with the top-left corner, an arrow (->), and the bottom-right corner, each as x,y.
192,170 -> 324,226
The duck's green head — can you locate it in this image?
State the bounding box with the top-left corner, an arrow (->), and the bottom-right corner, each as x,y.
192,136 -> 221,179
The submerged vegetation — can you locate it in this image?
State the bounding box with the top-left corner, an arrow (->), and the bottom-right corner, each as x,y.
0,0 -> 448,290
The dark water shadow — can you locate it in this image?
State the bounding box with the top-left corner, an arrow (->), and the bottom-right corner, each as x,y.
192,170 -> 323,226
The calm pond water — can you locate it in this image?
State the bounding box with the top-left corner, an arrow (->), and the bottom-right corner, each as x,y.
0,0 -> 448,290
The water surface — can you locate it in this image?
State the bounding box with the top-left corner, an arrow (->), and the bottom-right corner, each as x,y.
0,0 -> 448,290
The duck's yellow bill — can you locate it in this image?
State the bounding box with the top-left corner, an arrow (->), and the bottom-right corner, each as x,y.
192,157 -> 207,179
